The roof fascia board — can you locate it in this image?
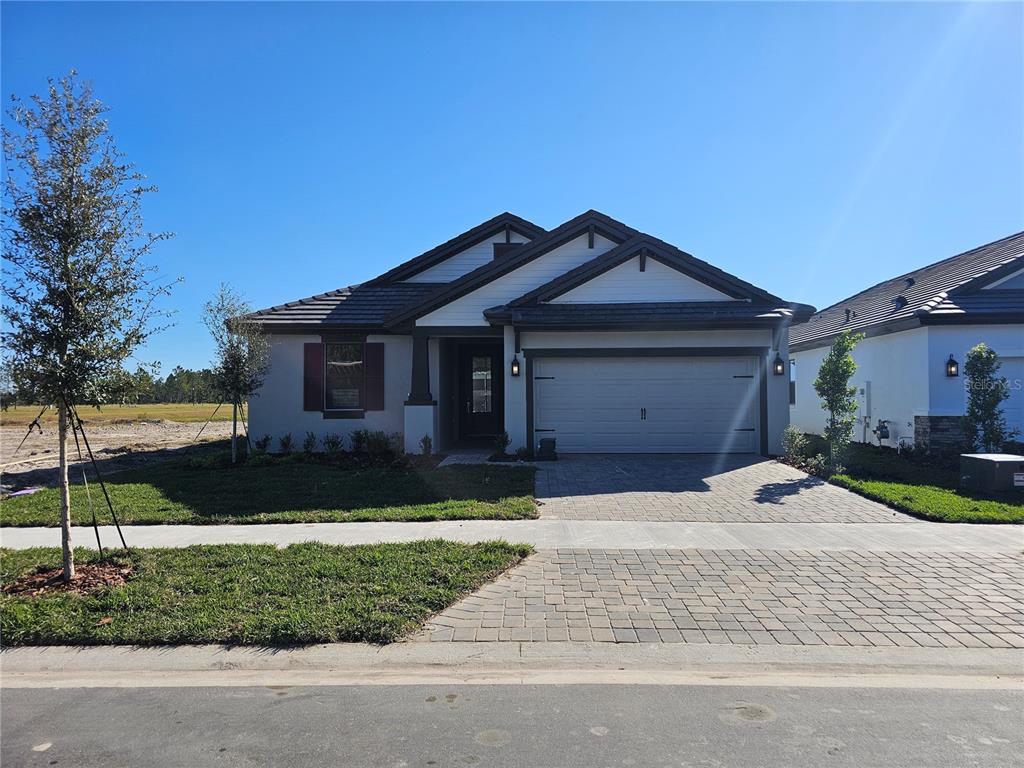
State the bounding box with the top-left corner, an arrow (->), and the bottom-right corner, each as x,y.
368,213 -> 546,285
789,317 -> 923,353
383,212 -> 638,327
508,237 -> 760,307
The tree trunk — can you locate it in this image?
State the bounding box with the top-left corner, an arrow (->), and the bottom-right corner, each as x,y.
231,402 -> 238,464
58,401 -> 75,582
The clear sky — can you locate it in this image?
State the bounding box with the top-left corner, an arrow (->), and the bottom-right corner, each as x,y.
3,1 -> 1022,372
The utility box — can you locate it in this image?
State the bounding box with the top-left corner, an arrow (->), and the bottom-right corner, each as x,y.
960,454 -> 1024,495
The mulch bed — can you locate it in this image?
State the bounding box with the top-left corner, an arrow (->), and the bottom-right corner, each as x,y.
3,562 -> 134,597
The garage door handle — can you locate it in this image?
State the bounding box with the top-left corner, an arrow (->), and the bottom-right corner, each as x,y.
640,407 -> 647,421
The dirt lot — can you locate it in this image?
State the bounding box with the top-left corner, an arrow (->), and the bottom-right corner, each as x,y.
1,419 -> 234,492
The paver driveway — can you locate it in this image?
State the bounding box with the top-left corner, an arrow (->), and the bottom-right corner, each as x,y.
535,454 -> 903,523
413,548 -> 1024,646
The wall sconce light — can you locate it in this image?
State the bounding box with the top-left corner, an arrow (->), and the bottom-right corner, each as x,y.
945,354 -> 959,377
510,355 -> 521,377
773,354 -> 785,376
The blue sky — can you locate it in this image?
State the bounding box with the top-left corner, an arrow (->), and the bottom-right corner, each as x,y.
3,2 -> 1021,372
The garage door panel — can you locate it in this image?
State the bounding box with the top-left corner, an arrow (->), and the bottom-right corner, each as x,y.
533,356 -> 760,454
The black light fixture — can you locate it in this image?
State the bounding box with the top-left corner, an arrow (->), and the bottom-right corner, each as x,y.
510,355 -> 521,377
773,353 -> 785,376
946,354 -> 959,377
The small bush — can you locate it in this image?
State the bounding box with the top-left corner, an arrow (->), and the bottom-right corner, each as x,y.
322,433 -> 344,456
366,430 -> 396,458
278,433 -> 294,455
253,434 -> 272,455
782,425 -> 808,465
804,453 -> 829,477
419,434 -> 432,456
350,429 -> 368,454
303,431 -> 318,456
493,431 -> 511,457
515,447 -> 530,461
246,453 -> 274,467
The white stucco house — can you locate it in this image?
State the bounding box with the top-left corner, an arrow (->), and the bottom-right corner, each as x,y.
245,211 -> 813,457
790,231 -> 1024,451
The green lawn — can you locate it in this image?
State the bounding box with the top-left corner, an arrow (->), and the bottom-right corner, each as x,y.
0,462 -> 537,526
832,475 -> 1024,524
0,541 -> 531,645
794,439 -> 1024,524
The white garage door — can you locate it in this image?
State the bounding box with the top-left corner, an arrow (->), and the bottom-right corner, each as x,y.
533,356 -> 760,453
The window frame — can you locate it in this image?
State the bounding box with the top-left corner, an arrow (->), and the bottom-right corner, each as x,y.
323,340 -> 366,416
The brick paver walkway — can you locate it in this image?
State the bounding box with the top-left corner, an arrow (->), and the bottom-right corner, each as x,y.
536,455 -> 903,523
412,549 -> 1024,647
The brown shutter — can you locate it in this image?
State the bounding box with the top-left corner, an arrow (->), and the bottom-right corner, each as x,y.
303,343 -> 324,411
364,342 -> 385,411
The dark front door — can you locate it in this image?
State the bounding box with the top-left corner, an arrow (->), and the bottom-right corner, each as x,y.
458,345 -> 503,439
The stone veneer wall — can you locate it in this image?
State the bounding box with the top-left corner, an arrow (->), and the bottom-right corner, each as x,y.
914,415 -> 964,452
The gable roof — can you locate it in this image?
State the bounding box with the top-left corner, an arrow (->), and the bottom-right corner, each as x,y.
242,283 -> 444,330
790,231 -> 1024,351
505,234 -> 785,308
368,212 -> 546,285
383,210 -> 639,327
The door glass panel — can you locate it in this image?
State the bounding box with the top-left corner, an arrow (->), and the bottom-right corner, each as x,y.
471,356 -> 492,413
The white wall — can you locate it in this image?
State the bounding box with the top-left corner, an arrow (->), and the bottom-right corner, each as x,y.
249,333 -> 411,448
417,234 -> 618,326
790,323 -> 1024,446
927,324 -> 1024,436
790,327 -> 929,445
403,232 -> 531,283
551,256 -> 735,303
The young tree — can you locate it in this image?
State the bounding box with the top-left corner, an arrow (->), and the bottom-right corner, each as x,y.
813,330 -> 864,474
963,343 -> 1012,452
2,72 -> 175,581
202,283 -> 270,463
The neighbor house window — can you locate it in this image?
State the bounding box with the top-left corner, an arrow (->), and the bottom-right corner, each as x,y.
325,342 -> 364,409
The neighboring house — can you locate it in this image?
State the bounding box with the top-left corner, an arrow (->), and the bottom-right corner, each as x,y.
790,232 -> 1024,451
245,210 -> 813,456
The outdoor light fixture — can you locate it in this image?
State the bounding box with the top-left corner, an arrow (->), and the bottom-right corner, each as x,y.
773,354 -> 785,376
511,355 -> 521,377
946,354 -> 959,377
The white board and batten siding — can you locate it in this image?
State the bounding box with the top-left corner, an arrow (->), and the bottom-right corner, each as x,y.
416,234 -> 619,326
402,232 -> 531,283
551,256 -> 737,303
534,356 -> 760,453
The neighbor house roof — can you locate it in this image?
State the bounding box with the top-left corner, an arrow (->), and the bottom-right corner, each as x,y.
789,231 -> 1024,352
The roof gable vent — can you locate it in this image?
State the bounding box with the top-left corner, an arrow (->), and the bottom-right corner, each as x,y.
493,242 -> 523,260
891,295 -> 908,310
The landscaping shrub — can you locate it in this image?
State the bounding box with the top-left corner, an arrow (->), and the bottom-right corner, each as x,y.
781,425 -> 808,465
278,433 -> 294,455
350,429 -> 368,454
419,434 -> 432,456
303,431 -> 318,456
322,433 -> 344,456
515,447 -> 531,461
253,434 -> 272,455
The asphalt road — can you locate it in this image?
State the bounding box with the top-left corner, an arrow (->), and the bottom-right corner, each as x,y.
3,684 -> 1020,768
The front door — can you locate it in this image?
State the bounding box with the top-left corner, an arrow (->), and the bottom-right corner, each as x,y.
458,345 -> 503,439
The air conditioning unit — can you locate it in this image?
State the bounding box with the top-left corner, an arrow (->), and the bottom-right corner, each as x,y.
960,454 -> 1024,495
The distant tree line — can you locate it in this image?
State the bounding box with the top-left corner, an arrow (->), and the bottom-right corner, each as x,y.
1,365 -> 222,407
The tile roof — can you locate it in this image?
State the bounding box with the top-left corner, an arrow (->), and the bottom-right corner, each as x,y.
484,301 -> 808,327
789,231 -> 1024,350
243,283 -> 444,329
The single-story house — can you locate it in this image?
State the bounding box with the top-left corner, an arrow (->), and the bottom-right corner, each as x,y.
790,231 -> 1024,451
245,210 -> 814,456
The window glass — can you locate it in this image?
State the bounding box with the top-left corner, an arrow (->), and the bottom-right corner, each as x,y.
471,355 -> 492,413
326,343 -> 363,409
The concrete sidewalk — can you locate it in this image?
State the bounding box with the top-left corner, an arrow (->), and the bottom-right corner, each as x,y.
2,643 -> 1020,689
2,519 -> 1021,551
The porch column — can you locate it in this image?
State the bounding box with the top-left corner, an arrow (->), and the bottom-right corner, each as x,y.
404,331 -> 437,454
406,332 -> 434,404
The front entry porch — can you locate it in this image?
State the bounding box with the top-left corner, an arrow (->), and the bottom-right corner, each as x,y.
403,330 -> 507,454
